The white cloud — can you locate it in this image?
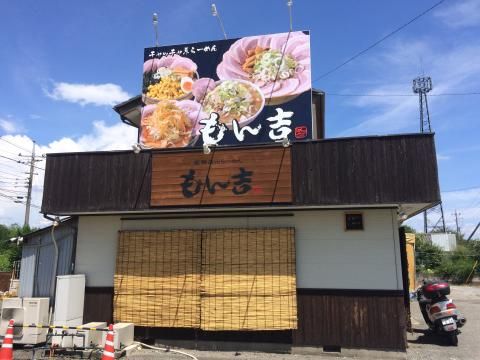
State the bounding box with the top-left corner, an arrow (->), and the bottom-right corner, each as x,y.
0,121 -> 137,227
46,82 -> 131,106
434,0 -> 480,28
436,154 -> 451,161
0,118 -> 19,134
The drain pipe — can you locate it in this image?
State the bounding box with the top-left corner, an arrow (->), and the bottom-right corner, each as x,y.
44,214 -> 60,324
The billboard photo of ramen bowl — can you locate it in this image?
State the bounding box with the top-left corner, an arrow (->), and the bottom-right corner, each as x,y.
141,31 -> 312,149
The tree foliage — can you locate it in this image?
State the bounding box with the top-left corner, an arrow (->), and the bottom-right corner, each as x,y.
415,236 -> 444,272
0,224 -> 36,272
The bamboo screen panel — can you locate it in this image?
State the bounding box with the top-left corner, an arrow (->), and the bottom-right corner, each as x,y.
114,230 -> 201,328
201,228 -> 297,330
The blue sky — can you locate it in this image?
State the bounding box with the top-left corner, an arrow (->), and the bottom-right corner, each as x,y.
0,0 -> 479,235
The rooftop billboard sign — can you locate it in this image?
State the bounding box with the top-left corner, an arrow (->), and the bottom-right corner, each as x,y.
141,31 -> 312,149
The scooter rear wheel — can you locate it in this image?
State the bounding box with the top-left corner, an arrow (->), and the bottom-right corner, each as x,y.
448,333 -> 458,346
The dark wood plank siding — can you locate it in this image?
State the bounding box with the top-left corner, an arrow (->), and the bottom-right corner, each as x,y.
84,287 -> 405,350
41,152 -> 151,213
292,134 -> 439,205
0,272 -> 11,292
41,134 -> 439,214
83,287 -> 114,324
293,289 -> 407,351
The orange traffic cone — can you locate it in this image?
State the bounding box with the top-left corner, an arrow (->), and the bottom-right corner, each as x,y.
0,319 -> 14,360
101,324 -> 115,360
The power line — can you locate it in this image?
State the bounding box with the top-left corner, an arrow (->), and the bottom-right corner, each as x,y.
0,188 -> 27,195
441,185 -> 480,193
0,155 -> 45,171
0,169 -> 23,177
0,154 -> 27,165
312,0 -> 447,83
326,92 -> 480,97
0,193 -> 41,209
0,138 -> 32,153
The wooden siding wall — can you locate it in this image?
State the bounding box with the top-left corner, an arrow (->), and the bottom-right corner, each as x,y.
84,287 -> 114,324
42,152 -> 151,213
292,134 -> 439,205
0,272 -> 11,292
41,134 -> 439,214
293,290 -> 407,350
84,287 -> 406,351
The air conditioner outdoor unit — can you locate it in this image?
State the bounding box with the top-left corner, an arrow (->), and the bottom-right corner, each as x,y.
73,322 -> 107,348
0,298 -> 24,338
1,298 -> 49,344
101,323 -> 134,350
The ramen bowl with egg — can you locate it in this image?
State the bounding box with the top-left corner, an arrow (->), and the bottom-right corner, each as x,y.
142,55 -> 199,104
140,100 -> 205,148
196,79 -> 265,128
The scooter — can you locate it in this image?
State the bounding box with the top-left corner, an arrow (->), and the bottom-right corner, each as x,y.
416,280 -> 466,346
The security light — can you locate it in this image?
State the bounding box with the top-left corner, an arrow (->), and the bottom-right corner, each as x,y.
211,4 -> 218,16
282,137 -> 290,148
203,144 -> 212,155
132,143 -> 142,154
152,13 -> 159,46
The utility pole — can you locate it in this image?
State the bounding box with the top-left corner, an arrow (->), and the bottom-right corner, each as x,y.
467,221 -> 480,240
453,210 -> 461,235
24,141 -> 35,227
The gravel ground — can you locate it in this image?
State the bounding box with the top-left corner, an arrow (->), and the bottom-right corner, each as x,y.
12,285 -> 480,359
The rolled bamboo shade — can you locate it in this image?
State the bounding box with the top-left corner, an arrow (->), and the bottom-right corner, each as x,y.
201,228 -> 297,330
114,228 -> 297,330
114,230 -> 201,328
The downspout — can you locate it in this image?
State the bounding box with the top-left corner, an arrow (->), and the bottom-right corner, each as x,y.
44,214 -> 60,323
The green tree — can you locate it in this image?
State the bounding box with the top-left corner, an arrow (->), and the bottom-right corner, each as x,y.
0,223 -> 37,272
415,236 -> 444,273
401,225 -> 417,234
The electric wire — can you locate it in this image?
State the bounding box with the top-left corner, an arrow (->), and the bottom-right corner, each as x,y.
0,154 -> 28,164
0,138 -> 32,153
312,0 -> 448,83
326,92 -> 480,97
0,155 -> 45,171
0,169 -> 23,177
0,193 -> 41,209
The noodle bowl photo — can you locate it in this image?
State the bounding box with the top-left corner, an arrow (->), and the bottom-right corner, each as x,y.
142,55 -> 199,104
193,79 -> 265,128
216,31 -> 311,105
140,100 -> 205,148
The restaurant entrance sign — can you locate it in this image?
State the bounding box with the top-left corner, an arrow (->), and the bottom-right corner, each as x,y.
150,147 -> 292,206
141,31 -> 312,149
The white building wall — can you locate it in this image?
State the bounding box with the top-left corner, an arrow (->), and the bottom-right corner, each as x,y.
75,209 -> 402,290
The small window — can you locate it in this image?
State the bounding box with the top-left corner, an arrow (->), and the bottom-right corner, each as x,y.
345,213 -> 364,230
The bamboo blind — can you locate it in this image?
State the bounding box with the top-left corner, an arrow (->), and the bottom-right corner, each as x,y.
201,228 -> 297,330
114,228 -> 297,331
114,230 -> 201,328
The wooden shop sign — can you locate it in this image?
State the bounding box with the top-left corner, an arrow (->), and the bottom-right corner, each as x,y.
151,147 -> 292,206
